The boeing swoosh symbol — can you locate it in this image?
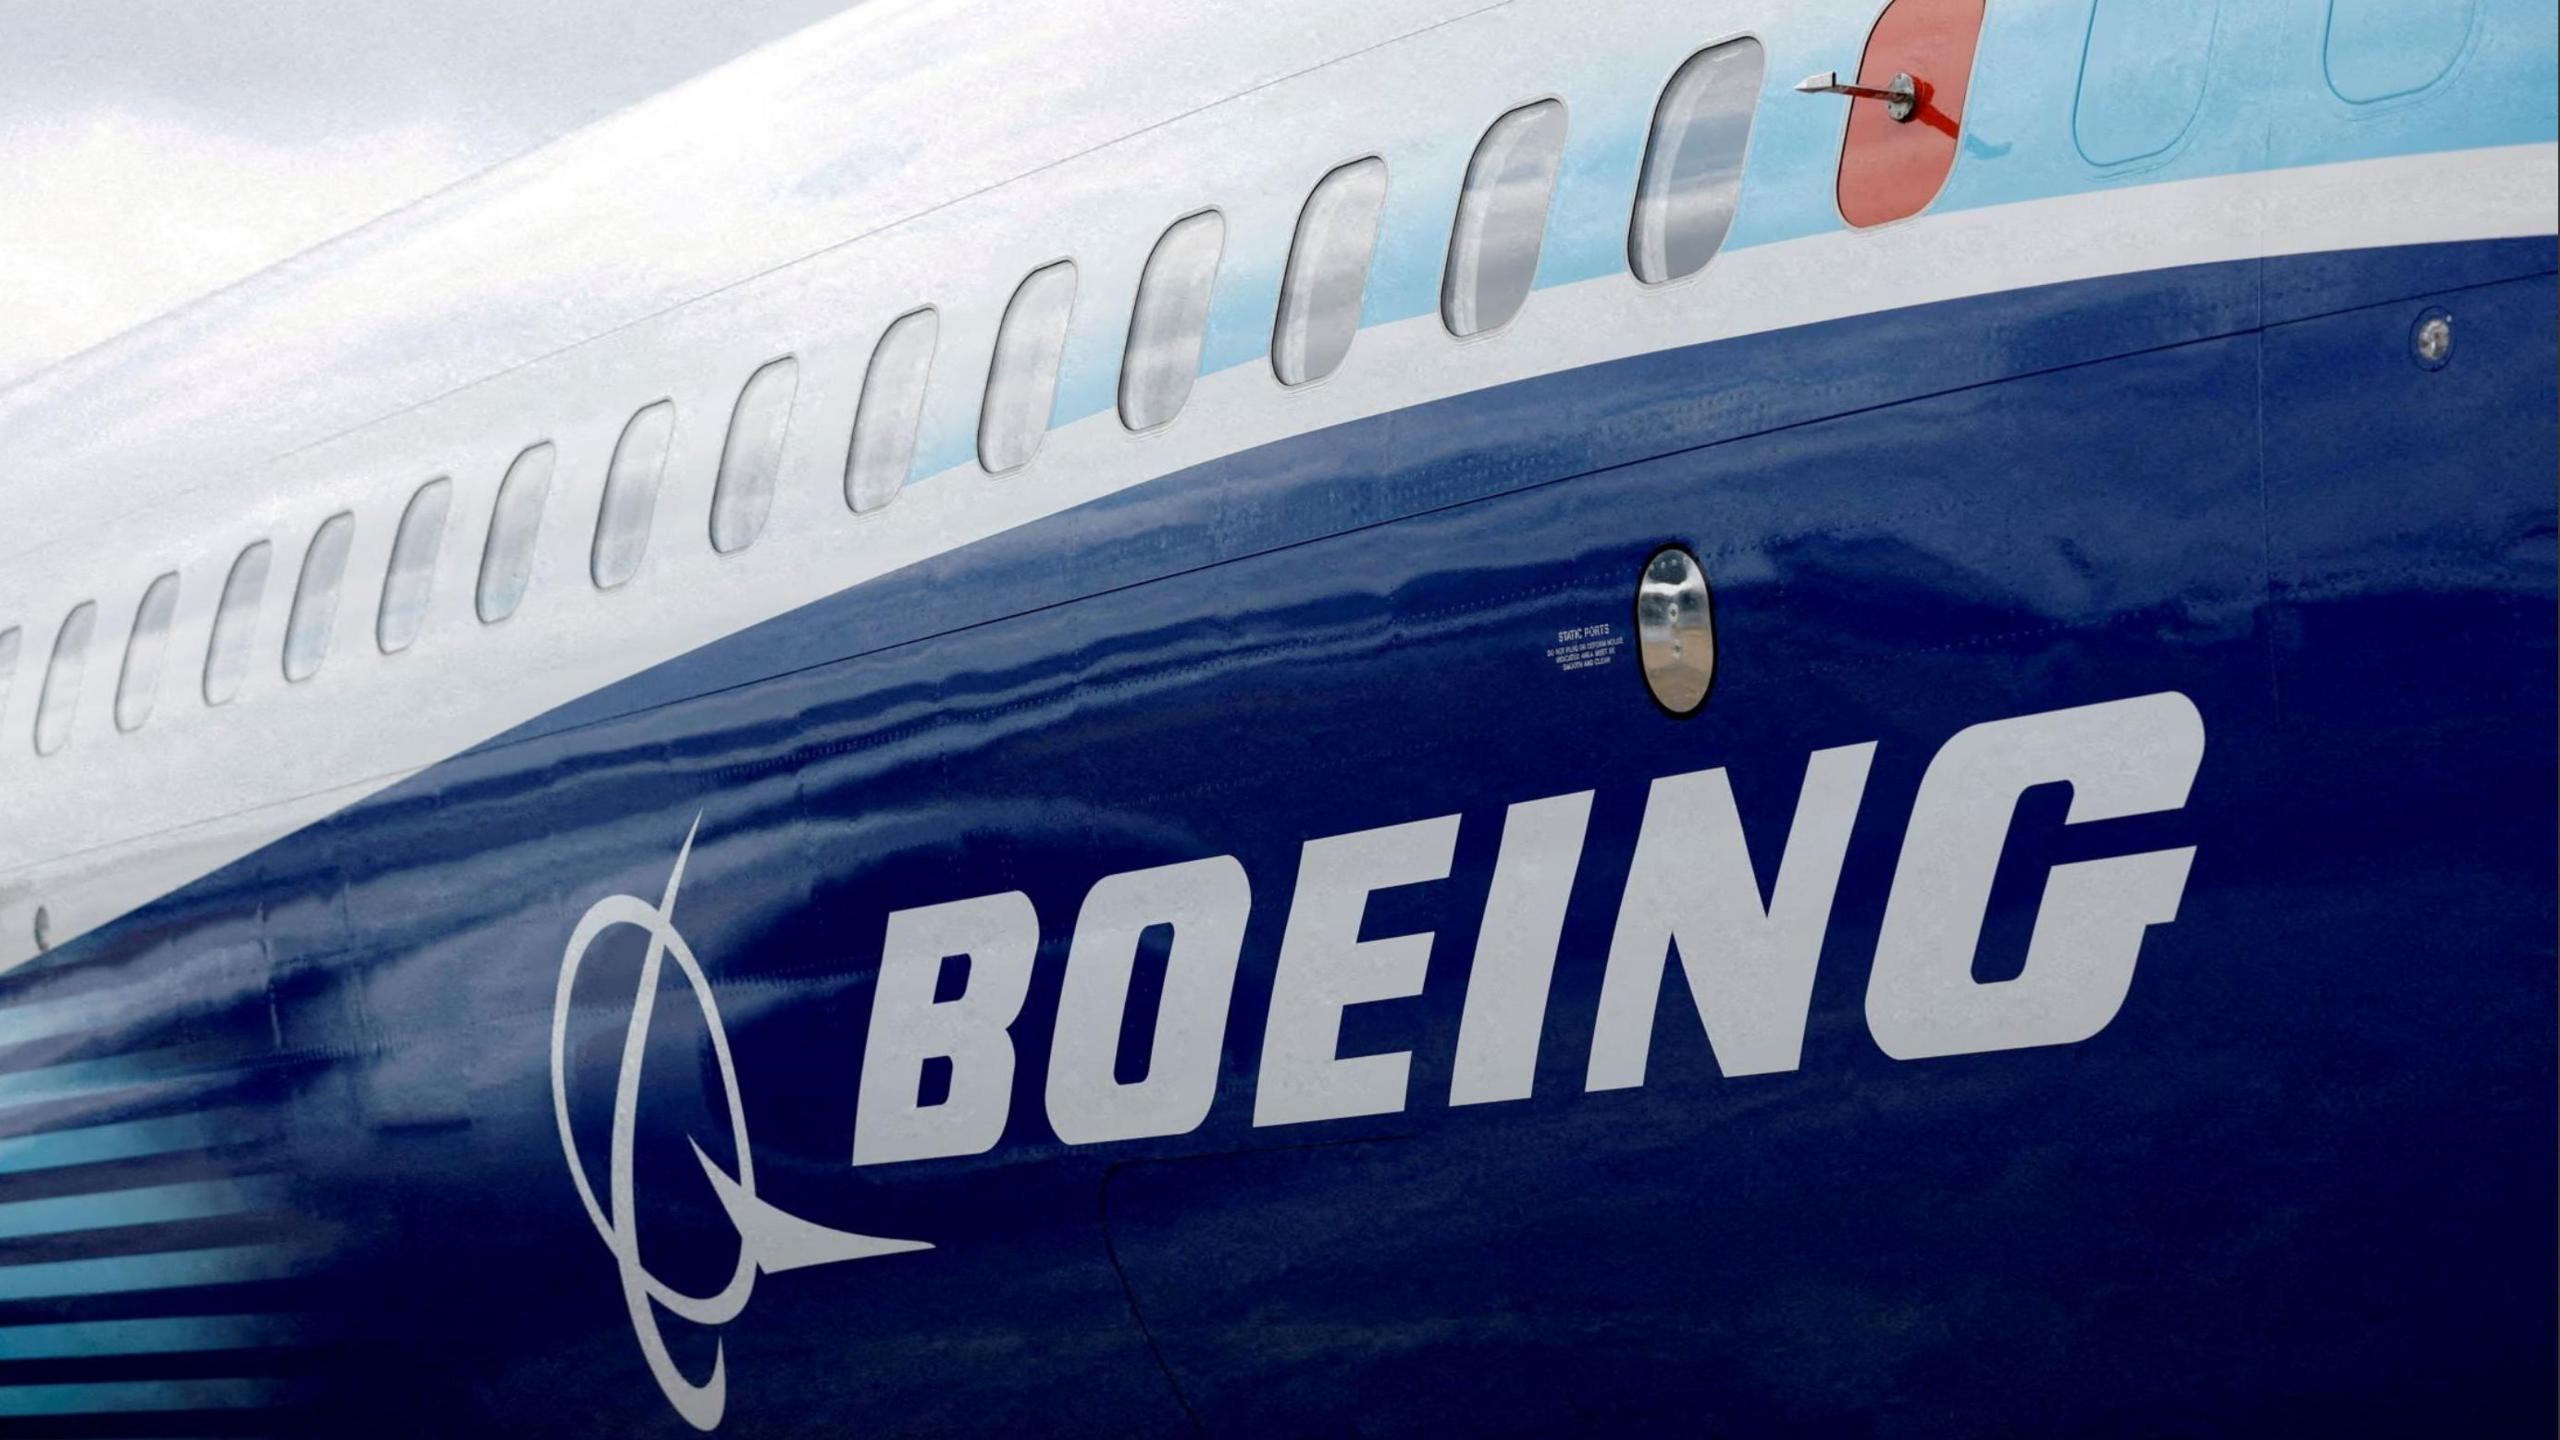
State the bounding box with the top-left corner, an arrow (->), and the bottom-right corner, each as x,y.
549,816 -> 930,1431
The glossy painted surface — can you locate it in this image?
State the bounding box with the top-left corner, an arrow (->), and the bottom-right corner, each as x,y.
2073,0 -> 2220,167
0,0 -> 2555,1433
0,235 -> 2552,1435
4,1 -> 2552,963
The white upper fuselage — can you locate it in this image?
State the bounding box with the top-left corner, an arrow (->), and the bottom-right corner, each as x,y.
0,0 -> 2551,969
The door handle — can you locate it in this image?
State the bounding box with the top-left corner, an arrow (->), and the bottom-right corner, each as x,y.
1796,69 -> 1920,122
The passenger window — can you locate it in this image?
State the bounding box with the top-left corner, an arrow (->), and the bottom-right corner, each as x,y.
594,401 -> 674,588
1445,101 -> 1569,337
115,572 -> 179,733
847,310 -> 938,512
1275,158 -> 1389,386
1121,213 -> 1224,430
33,601 -> 98,756
283,512 -> 355,682
711,360 -> 797,554
200,540 -> 273,702
379,477 -> 453,653
1629,38 -> 1765,283
203,540 -> 272,706
477,443 -> 555,623
981,262 -> 1077,474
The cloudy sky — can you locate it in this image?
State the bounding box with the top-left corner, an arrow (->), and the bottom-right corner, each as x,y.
0,0 -> 859,387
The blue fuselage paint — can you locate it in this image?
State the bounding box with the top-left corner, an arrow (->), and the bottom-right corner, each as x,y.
1,237 -> 2553,1436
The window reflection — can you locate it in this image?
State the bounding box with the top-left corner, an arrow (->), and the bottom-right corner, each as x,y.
204,540 -> 272,706
595,401 -> 675,587
1445,101 -> 1568,336
1275,158 -> 1389,386
380,477 -> 452,653
712,361 -> 797,554
848,311 -> 937,512
1630,39 -> 1764,284
981,262 -> 1077,474
1122,213 -> 1224,430
284,512 -> 355,682
116,572 -> 179,732
33,601 -> 97,755
478,443 -> 555,623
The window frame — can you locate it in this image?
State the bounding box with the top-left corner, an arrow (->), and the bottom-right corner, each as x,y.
710,359 -> 799,556
1627,34 -> 1766,286
283,511 -> 356,683
379,477 -> 454,654
476,443 -> 557,625
1442,97 -> 1571,339
115,571 -> 180,733
1272,155 -> 1391,388
979,260 -> 1080,476
203,539 -> 274,707
1120,210 -> 1227,432
594,401 -> 676,588
847,308 -> 941,512
33,600 -> 98,756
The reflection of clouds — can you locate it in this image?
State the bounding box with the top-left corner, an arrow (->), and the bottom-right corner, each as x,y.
1444,100 -> 1567,336
0,0 -> 861,149
377,478 -> 454,652
116,571 -> 180,733
0,106 -> 480,384
1120,211 -> 1223,430
1276,158 -> 1390,385
1,1 -> 1495,558
1630,40 -> 1762,284
0,0 -> 862,386
980,263 -> 1078,473
847,311 -> 937,512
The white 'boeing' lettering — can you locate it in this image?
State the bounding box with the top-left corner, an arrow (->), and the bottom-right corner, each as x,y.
559,693 -> 2205,1428
852,692 -> 2203,1157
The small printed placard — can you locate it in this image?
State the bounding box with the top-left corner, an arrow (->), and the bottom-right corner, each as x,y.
1546,622 -> 1624,674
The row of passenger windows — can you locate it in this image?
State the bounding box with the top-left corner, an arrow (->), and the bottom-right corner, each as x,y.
2,38 -> 1765,758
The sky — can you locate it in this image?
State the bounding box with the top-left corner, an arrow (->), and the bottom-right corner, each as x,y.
0,0 -> 859,388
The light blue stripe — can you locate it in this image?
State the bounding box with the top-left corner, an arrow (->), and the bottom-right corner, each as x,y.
0,1108 -> 253,1176
0,1313 -> 306,1360
0,993 -> 105,1049
0,1176 -> 283,1241
0,1243 -> 307,1302
0,1046 -> 219,1110
0,1377 -> 283,1416
900,0 -> 2556,499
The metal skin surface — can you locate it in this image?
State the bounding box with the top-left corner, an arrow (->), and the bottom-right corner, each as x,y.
9,0 -> 2554,971
3,0 -> 2558,1432
0,236 -> 2550,1436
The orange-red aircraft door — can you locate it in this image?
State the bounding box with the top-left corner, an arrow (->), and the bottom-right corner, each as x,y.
1836,0 -> 1986,228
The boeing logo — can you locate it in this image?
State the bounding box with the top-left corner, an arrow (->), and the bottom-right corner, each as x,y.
548,818 -> 931,1433
556,692 -> 2204,1428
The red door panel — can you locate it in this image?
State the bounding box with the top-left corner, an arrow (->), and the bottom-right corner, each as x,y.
1837,0 -> 1985,228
